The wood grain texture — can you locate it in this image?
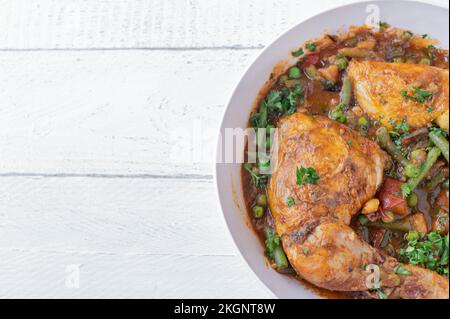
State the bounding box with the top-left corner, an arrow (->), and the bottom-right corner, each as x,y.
1,0 -> 447,50
0,177 -> 270,298
0,49 -> 257,176
0,0 -> 448,299
0,251 -> 269,298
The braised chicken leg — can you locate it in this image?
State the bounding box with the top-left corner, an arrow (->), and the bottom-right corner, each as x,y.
347,61 -> 449,132
267,113 -> 449,298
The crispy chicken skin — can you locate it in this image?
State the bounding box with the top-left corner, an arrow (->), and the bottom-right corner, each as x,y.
347,61 -> 449,132
267,113 -> 449,298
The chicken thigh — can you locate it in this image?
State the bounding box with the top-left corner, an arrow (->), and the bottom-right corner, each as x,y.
347,61 -> 449,132
267,113 -> 449,298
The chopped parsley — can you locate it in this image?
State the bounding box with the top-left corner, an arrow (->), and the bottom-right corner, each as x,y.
286,196 -> 295,207
305,43 -> 317,52
244,163 -> 267,187
399,231 -> 449,276
430,125 -> 448,138
401,88 -> 434,103
388,118 -> 409,147
296,166 -> 320,185
394,264 -> 411,276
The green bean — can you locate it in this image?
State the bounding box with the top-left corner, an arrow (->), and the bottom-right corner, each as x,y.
273,246 -> 289,269
376,127 -> 409,167
429,131 -> 449,163
329,76 -> 352,123
426,171 -> 446,190
340,76 -> 352,106
366,215 -> 422,233
404,147 -> 442,192
404,163 -> 420,178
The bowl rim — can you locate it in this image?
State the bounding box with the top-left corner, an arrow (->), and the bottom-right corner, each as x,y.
214,0 -> 449,299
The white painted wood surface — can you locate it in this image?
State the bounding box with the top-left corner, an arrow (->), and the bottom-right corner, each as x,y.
0,0 -> 448,298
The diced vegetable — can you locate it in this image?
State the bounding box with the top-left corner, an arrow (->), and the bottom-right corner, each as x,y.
377,177 -> 409,216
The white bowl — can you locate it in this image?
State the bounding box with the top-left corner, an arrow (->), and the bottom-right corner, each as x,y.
215,0 -> 449,299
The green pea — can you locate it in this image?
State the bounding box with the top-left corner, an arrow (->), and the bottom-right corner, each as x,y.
252,205 -> 264,218
256,193 -> 268,207
404,164 -> 420,178
288,66 -> 301,79
392,57 -> 404,63
419,58 -> 431,65
407,192 -> 418,207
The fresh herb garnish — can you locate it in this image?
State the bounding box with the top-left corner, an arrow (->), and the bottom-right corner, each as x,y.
244,163 -> 267,187
394,264 -> 411,276
401,88 -> 434,103
399,231 -> 449,276
430,125 -> 448,138
286,196 -> 295,207
296,166 -> 320,185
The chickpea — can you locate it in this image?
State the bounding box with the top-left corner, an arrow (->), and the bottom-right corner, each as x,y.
351,106 -> 363,117
362,198 -> 380,215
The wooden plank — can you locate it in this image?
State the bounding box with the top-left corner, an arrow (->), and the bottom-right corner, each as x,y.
2,0 -> 446,50
0,176 -> 271,297
0,251 -> 270,298
0,176 -> 239,256
0,49 -> 257,176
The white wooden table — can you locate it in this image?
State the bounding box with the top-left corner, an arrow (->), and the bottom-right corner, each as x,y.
0,0 -> 447,298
